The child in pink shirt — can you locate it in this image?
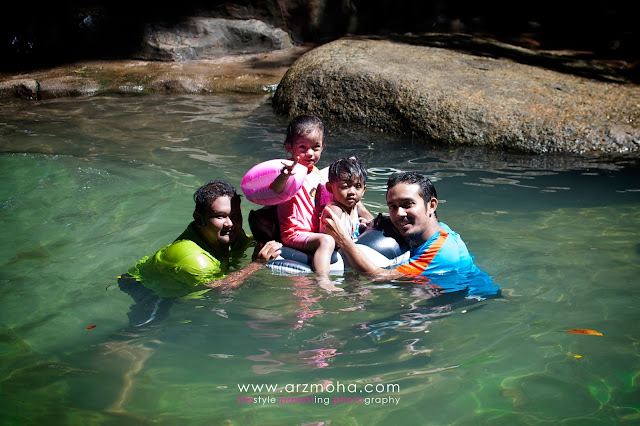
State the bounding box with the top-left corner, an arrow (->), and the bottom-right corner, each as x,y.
271,116 -> 335,278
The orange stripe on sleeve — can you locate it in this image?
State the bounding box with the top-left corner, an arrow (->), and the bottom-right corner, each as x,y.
396,231 -> 448,277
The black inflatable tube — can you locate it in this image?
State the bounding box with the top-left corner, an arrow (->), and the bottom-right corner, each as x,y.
266,228 -> 409,275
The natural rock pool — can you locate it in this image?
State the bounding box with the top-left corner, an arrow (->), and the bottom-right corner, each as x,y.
1,94 -> 639,424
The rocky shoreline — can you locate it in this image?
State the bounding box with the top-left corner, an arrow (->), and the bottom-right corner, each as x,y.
0,45 -> 313,99
1,34 -> 638,155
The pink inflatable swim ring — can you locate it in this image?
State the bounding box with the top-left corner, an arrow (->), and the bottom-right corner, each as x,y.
241,159 -> 308,206
316,166 -> 333,207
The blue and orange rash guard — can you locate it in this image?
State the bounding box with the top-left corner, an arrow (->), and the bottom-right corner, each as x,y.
396,222 -> 475,277
128,222 -> 252,298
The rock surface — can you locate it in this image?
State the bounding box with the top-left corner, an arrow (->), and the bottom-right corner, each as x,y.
273,36 -> 640,154
136,18 -> 293,61
0,45 -> 312,99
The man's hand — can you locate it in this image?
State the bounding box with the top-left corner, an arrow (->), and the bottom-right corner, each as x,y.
252,240 -> 282,263
322,207 -> 351,247
323,208 -> 405,282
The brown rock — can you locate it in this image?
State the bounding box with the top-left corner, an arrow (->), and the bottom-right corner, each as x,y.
0,45 -> 313,99
273,36 -> 640,154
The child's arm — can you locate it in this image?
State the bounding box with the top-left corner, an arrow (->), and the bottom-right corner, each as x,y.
271,156 -> 299,194
356,201 -> 374,230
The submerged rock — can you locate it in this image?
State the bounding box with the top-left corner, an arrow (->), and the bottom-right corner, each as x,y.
273,36 -> 640,154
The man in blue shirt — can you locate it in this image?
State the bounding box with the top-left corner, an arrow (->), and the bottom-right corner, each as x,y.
324,172 -> 498,298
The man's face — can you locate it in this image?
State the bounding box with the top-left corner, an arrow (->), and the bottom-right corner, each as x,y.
197,195 -> 236,254
386,182 -> 436,244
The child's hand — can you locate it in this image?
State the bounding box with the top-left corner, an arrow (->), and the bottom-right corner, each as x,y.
272,157 -> 299,194
358,217 -> 372,233
280,156 -> 300,178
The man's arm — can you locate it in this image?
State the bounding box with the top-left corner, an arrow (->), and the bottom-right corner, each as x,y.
200,241 -> 282,290
323,208 -> 405,282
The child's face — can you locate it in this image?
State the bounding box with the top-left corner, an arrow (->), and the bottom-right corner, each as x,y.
329,175 -> 366,211
285,130 -> 324,168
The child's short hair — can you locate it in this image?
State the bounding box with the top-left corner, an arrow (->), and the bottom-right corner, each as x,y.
285,115 -> 324,146
328,156 -> 367,184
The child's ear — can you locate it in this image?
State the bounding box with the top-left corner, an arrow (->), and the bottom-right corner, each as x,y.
284,141 -> 293,153
325,181 -> 334,194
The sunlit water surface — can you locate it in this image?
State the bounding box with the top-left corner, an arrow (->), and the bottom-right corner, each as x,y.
1,95 -> 639,425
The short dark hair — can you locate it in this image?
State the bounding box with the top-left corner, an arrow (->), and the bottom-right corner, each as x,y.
284,115 -> 324,146
328,156 -> 367,184
193,180 -> 239,214
387,172 -> 437,205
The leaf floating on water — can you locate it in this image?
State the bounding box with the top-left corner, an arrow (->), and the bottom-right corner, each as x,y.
86,325 -> 97,330
567,329 -> 603,336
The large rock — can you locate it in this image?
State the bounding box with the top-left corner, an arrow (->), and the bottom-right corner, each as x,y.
273,36 -> 640,154
136,18 -> 293,61
0,46 -> 311,99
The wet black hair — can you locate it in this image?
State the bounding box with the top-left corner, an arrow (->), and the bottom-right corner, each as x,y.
284,115 -> 325,146
387,172 -> 437,206
328,156 -> 367,184
193,180 -> 239,214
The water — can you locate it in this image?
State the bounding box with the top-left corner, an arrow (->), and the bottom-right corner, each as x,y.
1,94 -> 639,425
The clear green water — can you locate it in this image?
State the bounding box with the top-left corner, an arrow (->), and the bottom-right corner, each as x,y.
1,95 -> 639,425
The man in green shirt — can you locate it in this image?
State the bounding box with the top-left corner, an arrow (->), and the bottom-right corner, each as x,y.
122,180 -> 282,325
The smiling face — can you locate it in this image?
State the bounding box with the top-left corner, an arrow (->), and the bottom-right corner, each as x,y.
386,182 -> 438,244
327,174 -> 366,212
194,195 -> 235,254
285,129 -> 324,168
